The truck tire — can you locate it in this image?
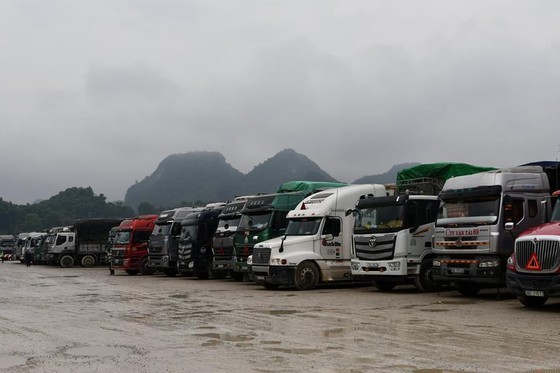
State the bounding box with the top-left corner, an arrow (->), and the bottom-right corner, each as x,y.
518,295 -> 548,307
414,260 -> 438,292
126,270 -> 139,275
375,280 -> 396,292
81,255 -> 96,267
455,282 -> 480,296
294,261 -> 320,290
60,255 -> 74,268
141,258 -> 154,275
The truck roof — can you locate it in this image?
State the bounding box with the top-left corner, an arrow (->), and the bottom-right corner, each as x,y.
441,167 -> 550,195
288,184 -> 387,218
356,194 -> 438,208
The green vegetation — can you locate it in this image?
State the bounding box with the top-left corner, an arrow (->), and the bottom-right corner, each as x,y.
0,187 -> 134,235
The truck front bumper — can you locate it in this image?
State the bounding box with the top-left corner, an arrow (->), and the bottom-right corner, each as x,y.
506,271 -> 560,298
251,265 -> 295,286
432,256 -> 503,285
351,258 -> 409,277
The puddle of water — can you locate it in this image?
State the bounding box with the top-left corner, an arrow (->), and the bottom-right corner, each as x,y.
0,356 -> 27,369
322,327 -> 346,337
65,346 -> 135,357
260,340 -> 282,345
263,347 -> 321,355
414,369 -> 473,373
257,310 -> 300,316
194,333 -> 254,342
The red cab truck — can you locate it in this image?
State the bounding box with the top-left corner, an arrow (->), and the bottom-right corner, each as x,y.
111,215 -> 159,275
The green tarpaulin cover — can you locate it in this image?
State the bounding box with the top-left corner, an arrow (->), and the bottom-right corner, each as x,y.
397,163 -> 496,183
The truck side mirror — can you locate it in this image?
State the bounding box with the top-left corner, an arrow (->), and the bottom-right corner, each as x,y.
504,222 -> 514,231
322,234 -> 334,241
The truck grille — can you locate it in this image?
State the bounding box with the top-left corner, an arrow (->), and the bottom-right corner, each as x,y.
178,244 -> 192,260
515,238 -> 560,273
213,246 -> 234,257
354,234 -> 396,261
252,247 -> 271,265
112,249 -> 125,259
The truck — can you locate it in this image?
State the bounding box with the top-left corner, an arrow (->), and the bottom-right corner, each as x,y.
211,197 -> 254,278
251,184 -> 387,290
111,215 -> 159,275
505,161 -> 560,307
232,181 -> 347,281
47,218 -> 124,267
432,166 -> 552,296
147,206 -> 205,276
350,194 -> 439,292
0,234 -> 15,261
177,206 -> 224,278
349,162 -> 494,292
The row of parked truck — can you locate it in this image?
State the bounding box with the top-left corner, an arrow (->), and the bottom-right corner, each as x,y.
4,162 -> 559,307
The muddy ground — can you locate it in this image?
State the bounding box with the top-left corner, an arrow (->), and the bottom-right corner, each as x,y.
0,261 -> 559,373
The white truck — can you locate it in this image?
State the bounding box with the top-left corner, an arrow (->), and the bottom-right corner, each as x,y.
349,194 -> 439,292
47,218 -> 124,267
251,184 -> 387,290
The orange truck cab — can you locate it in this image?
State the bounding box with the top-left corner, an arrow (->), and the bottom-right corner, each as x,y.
111,215 -> 159,275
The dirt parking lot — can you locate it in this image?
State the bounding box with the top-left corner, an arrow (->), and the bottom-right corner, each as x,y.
0,261 -> 559,373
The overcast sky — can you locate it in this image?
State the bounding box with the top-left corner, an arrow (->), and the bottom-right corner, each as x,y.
1,1 -> 559,204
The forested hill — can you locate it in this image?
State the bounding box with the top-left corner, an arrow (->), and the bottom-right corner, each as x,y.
124,149 -> 417,209
0,187 -> 134,234
124,149 -> 340,209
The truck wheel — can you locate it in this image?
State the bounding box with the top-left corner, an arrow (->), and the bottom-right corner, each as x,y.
294,261 -> 320,290
518,295 -> 548,307
126,270 -> 139,275
375,280 -> 396,292
141,258 -> 154,275
414,260 -> 438,292
60,255 -> 74,268
455,282 -> 480,296
81,255 -> 96,267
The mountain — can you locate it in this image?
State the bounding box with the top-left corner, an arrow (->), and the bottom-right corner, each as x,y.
125,152 -> 246,209
124,149 -> 416,210
353,162 -> 420,184
244,149 -> 339,193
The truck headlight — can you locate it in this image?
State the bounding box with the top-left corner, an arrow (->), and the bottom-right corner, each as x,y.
433,259 -> 441,267
479,260 -> 500,268
351,262 -> 360,271
388,261 -> 400,271
247,255 -> 252,265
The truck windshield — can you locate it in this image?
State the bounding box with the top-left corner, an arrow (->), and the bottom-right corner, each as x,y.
285,217 -> 322,236
114,231 -> 131,245
216,217 -> 241,233
438,196 -> 500,224
354,205 -> 405,233
180,225 -> 198,241
238,212 -> 271,231
151,223 -> 171,236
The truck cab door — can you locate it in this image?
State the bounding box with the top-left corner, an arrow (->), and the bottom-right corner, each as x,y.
319,217 -> 343,259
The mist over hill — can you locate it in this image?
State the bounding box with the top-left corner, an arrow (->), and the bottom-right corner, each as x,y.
124,149 -> 412,209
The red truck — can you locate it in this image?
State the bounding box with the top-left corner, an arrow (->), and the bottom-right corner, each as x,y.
111,215 -> 158,275
506,161 -> 560,307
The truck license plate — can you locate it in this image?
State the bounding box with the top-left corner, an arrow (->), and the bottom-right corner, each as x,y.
450,268 -> 465,274
525,290 -> 544,297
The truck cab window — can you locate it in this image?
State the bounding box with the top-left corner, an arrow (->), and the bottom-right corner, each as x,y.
504,198 -> 524,224
323,217 -> 341,237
